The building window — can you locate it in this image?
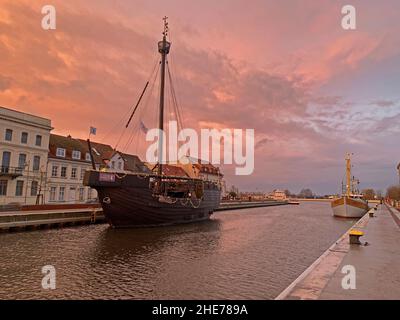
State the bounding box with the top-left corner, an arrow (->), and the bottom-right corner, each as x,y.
33,156 -> 40,171
5,129 -> 12,141
71,167 -> 77,179
118,162 -> 122,170
31,181 -> 38,196
85,153 -> 91,161
15,181 -> 24,196
111,161 -> 115,169
0,180 -> 7,196
49,186 -> 56,201
72,150 -> 81,160
88,188 -> 92,200
59,187 -> 65,201
80,169 -> 86,180
1,151 -> 11,172
56,148 -> 66,157
79,188 -> 85,201
35,135 -> 42,147
18,154 -> 26,170
61,166 -> 67,178
69,187 -> 76,202
21,132 -> 28,144
51,165 -> 58,177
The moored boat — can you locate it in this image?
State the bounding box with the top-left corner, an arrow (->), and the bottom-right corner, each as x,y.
83,18 -> 222,228
331,153 -> 368,218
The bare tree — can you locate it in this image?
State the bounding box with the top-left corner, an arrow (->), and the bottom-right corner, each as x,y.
361,189 -> 375,200
386,186 -> 400,201
299,188 -> 314,199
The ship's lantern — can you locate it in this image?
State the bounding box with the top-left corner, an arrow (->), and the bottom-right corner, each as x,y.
158,40 -> 171,54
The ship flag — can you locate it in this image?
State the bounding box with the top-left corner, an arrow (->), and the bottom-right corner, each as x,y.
140,121 -> 148,134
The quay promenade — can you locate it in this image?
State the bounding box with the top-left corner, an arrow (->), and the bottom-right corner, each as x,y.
276,204 -> 400,300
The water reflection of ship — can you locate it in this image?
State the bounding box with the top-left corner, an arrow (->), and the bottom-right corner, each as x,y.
94,219 -> 222,261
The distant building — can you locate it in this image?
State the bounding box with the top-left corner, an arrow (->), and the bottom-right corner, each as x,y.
108,151 -> 150,173
176,156 -> 223,182
268,189 -> 287,201
239,192 -> 265,201
0,106 -> 52,205
144,162 -> 189,177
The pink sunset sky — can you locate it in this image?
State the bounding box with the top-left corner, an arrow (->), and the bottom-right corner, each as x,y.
1,0 -> 399,194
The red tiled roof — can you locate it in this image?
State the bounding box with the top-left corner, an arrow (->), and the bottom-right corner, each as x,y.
192,163 -> 222,176
49,134 -> 114,164
117,152 -> 151,173
162,164 -> 189,177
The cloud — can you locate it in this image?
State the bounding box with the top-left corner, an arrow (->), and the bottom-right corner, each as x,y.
255,138 -> 270,150
0,0 -> 400,194
0,75 -> 12,91
370,100 -> 396,107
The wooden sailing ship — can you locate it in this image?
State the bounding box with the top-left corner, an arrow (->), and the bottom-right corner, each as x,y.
331,153 -> 368,218
84,18 -> 222,227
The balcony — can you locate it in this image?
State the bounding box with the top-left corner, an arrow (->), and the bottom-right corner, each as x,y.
0,166 -> 23,179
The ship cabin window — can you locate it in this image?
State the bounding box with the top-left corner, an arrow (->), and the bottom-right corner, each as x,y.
56,148 -> 66,158
72,150 -> 81,160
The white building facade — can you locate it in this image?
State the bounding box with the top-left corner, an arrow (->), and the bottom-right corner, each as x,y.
0,106 -> 52,206
46,134 -> 103,204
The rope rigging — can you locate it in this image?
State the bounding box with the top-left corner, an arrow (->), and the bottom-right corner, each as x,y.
112,56 -> 160,151
99,43 -> 187,162
119,60 -> 161,152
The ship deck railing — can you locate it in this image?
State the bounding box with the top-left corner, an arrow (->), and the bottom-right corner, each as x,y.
92,169 -> 216,183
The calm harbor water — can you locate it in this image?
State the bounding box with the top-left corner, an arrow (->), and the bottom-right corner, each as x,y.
0,202 -> 355,299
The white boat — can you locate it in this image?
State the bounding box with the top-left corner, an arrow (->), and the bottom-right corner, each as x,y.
331,154 -> 369,218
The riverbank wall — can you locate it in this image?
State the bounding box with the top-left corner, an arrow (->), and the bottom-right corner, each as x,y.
0,200 -> 288,232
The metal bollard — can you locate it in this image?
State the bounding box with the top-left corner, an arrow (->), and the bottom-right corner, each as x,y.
349,229 -> 364,245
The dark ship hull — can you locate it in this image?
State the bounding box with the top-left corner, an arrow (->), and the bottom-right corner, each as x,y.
84,171 -> 221,228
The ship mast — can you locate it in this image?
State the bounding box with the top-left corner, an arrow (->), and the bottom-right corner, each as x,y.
157,17 -> 171,178
345,153 -> 352,197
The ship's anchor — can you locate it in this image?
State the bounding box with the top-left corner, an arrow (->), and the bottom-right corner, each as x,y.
103,197 -> 111,204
